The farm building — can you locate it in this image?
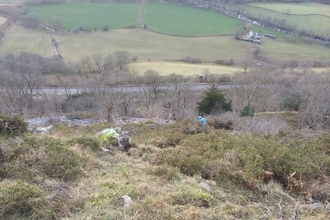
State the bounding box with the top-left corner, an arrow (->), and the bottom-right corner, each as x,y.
248,30 -> 261,44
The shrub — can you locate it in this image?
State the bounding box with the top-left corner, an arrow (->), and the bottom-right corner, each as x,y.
240,105 -> 255,117
5,136 -> 87,181
148,165 -> 180,181
280,92 -> 303,111
69,137 -> 100,152
0,180 -> 46,219
0,112 -> 27,136
197,84 -> 232,115
0,180 -> 76,219
103,24 -> 109,31
155,126 -> 330,196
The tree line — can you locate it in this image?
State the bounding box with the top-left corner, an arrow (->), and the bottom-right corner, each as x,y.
0,51 -> 329,130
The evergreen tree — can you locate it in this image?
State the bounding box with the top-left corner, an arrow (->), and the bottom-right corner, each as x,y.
197,84 -> 232,115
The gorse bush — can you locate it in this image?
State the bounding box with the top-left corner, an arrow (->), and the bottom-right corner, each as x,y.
0,180 -> 76,219
0,112 -> 27,136
69,136 -> 100,152
155,128 -> 330,193
4,136 -> 87,181
0,180 -> 46,219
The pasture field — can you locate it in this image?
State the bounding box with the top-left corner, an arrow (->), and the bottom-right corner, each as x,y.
248,2 -> 330,16
261,38 -> 330,61
0,25 -> 52,57
44,28 -> 249,62
243,3 -> 330,35
128,62 -> 240,76
1,25 -> 330,65
0,16 -> 6,26
144,2 -> 244,35
27,2 -> 140,30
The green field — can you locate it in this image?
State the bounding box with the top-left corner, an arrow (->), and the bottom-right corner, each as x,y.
27,2 -> 245,35
244,3 -> 330,35
128,62 -> 240,76
144,2 -> 244,35
0,25 -> 53,57
248,2 -> 330,16
1,25 -> 330,64
27,2 -> 140,30
261,38 -> 330,61
0,25 -> 249,62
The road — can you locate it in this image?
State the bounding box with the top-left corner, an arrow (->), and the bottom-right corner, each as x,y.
34,83 -> 235,95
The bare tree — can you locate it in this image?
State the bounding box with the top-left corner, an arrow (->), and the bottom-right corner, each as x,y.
80,55 -> 94,74
55,74 -> 73,98
229,73 -> 273,113
101,92 -> 116,122
297,74 -> 330,129
20,13 -> 40,28
167,82 -> 195,120
47,16 -> 63,31
103,55 -> 114,72
239,56 -> 252,74
141,69 -> 163,110
117,86 -> 134,116
113,51 -> 130,71
91,53 -> 103,73
0,52 -> 43,114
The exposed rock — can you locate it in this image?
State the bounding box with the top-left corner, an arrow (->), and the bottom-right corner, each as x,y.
122,195 -> 133,207
200,182 -> 212,193
118,130 -> 131,151
31,125 -> 54,134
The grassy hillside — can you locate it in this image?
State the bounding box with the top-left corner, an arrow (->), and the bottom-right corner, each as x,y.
27,2 -> 140,30
128,62 -> 240,76
244,3 -> 330,35
144,2 -> 244,35
262,38 -> 330,61
248,2 -> 330,16
1,117 -> 329,219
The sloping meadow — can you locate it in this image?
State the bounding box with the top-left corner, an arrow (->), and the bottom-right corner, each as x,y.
0,118 -> 330,219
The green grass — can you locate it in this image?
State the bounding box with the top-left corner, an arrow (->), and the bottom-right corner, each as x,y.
129,62 -> 240,76
40,28 -> 249,62
244,3 -> 330,36
27,2 -> 140,30
248,2 -> 330,16
27,2 -> 245,35
262,38 -> 330,61
0,25 -> 53,57
144,2 -> 244,35
1,25 -> 330,64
